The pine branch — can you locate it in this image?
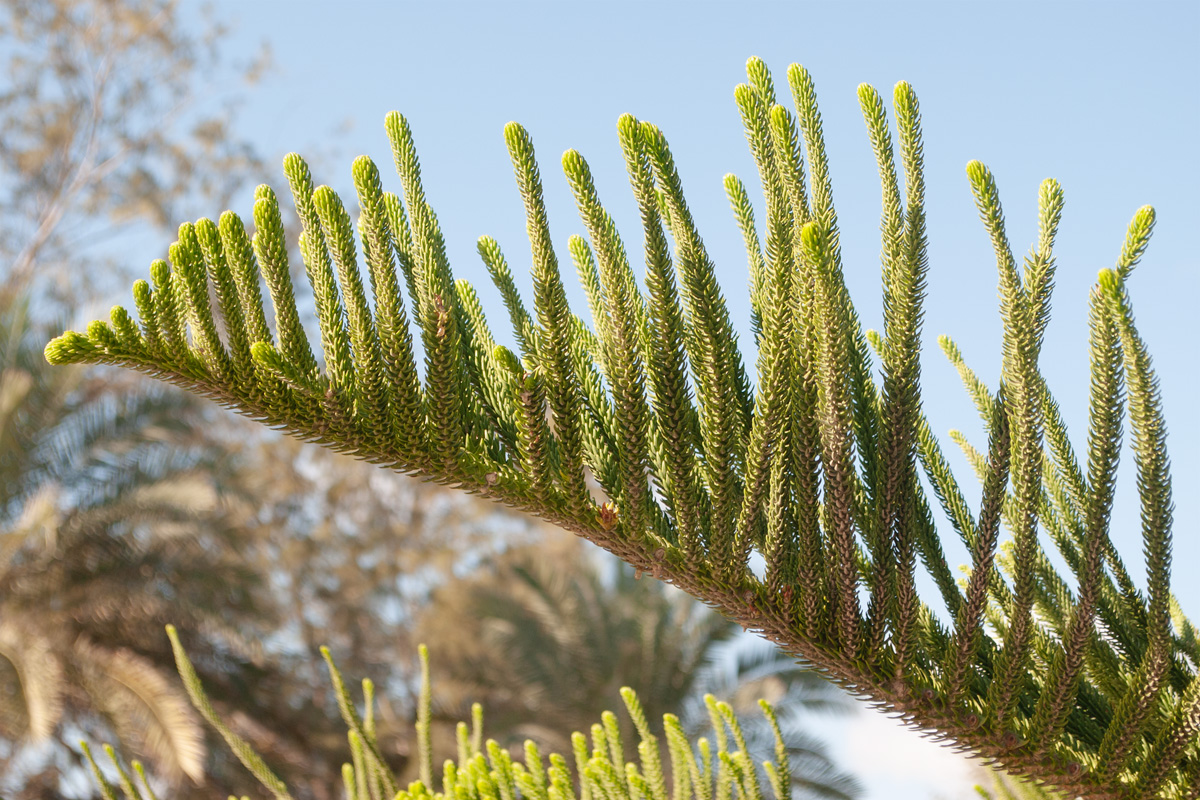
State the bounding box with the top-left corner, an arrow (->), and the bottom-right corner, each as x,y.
49,59 -> 1198,799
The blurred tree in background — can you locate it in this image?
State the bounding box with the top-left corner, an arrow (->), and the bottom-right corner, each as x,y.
0,302 -> 547,798
0,298 -> 279,797
0,0 -> 268,312
0,1 -> 306,796
236,435 -> 553,787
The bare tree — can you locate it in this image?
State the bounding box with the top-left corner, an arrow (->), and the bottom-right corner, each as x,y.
0,0 -> 269,309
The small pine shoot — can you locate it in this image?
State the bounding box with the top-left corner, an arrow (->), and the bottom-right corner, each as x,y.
89,641 -> 803,800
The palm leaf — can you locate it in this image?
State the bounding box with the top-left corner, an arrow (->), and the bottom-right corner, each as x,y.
0,620 -> 64,741
75,638 -> 206,784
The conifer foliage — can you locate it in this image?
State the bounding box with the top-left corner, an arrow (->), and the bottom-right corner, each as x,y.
87,636 -> 812,800
48,59 -> 1198,798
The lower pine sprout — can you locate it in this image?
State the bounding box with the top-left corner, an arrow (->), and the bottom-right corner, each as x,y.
83,628 -> 804,800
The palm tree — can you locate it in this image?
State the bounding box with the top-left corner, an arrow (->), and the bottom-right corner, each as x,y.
3,295 -> 554,800
416,535 -> 861,800
0,297 -> 284,798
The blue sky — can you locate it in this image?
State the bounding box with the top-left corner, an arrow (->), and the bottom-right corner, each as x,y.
179,2 -> 1198,797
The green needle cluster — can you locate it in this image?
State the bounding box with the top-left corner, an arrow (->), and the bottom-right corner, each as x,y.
49,58 -> 1197,798
86,637 -> 795,800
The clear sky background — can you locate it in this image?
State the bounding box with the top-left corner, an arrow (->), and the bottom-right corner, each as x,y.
171,2 -> 1198,797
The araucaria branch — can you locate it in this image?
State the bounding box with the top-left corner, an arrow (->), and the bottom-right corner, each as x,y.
48,59 -> 1198,799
